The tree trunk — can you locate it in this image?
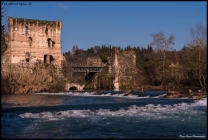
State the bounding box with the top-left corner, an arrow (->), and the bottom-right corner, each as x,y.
161,51 -> 165,86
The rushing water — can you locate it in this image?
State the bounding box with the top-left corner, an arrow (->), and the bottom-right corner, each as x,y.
1,90 -> 207,139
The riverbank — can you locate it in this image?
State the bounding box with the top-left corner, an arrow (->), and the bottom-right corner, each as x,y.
139,85 -> 207,100
163,91 -> 207,100
1,94 -> 67,108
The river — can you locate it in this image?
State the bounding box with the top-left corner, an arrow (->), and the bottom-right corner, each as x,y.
1,90 -> 207,139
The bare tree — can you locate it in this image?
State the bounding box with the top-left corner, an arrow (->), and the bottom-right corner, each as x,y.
1,2 -> 9,33
190,23 -> 207,47
150,32 -> 174,51
150,32 -> 175,85
1,2 -> 9,55
183,23 -> 207,89
93,45 -> 100,53
72,45 -> 79,55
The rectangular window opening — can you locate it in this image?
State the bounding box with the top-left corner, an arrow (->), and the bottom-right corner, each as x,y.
28,37 -> 32,46
47,38 -> 51,48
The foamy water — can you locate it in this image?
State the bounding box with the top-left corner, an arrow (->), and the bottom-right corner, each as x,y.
2,91 -> 207,139
18,97 -> 206,120
34,90 -> 167,99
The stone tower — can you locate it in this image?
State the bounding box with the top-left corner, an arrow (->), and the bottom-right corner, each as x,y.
2,16 -> 65,67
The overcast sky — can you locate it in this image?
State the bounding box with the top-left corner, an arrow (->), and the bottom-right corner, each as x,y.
3,1 -> 206,53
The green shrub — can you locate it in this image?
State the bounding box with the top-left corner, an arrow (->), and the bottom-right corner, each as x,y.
99,53 -> 108,63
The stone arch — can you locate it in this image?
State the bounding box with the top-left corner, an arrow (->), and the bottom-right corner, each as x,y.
69,86 -> 78,90
66,83 -> 85,91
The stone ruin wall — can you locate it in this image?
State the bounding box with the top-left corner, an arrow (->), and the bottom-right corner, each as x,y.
109,48 -> 139,90
2,17 -> 65,71
85,48 -> 139,90
86,56 -> 103,66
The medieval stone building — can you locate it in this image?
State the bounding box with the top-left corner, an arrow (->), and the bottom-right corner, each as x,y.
2,16 -> 65,67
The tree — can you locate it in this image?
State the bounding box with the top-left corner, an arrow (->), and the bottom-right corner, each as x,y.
99,53 -> 108,63
182,23 -> 207,89
150,32 -> 174,51
93,45 -> 100,53
87,47 -> 94,53
190,23 -> 206,47
1,3 -> 9,55
150,32 -> 175,85
72,45 -> 79,55
1,2 -> 8,33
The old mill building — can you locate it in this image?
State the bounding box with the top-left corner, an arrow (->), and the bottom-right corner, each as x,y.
2,16 -> 65,67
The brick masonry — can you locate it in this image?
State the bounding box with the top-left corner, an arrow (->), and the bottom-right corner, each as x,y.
2,17 -> 65,67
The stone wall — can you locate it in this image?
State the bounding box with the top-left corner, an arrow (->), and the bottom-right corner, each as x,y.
2,17 -> 65,68
86,56 -> 103,66
109,48 -> 139,90
85,47 -> 139,90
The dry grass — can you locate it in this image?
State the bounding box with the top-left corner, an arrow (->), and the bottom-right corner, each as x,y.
1,60 -> 66,94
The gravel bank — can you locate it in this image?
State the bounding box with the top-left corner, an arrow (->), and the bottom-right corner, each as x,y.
1,94 -> 68,108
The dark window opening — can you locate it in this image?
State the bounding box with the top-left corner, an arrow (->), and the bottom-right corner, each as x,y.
52,41 -> 55,47
44,55 -> 48,63
28,37 -> 32,46
50,55 -> 55,62
45,28 -> 48,36
58,22 -> 60,27
25,26 -> 28,34
47,38 -> 51,48
44,55 -> 55,64
25,52 -> 30,62
69,86 -> 77,90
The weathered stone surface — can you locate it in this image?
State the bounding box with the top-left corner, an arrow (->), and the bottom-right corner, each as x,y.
2,17 -> 65,68
84,48 -> 139,90
109,48 -> 139,90
86,56 -> 103,66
